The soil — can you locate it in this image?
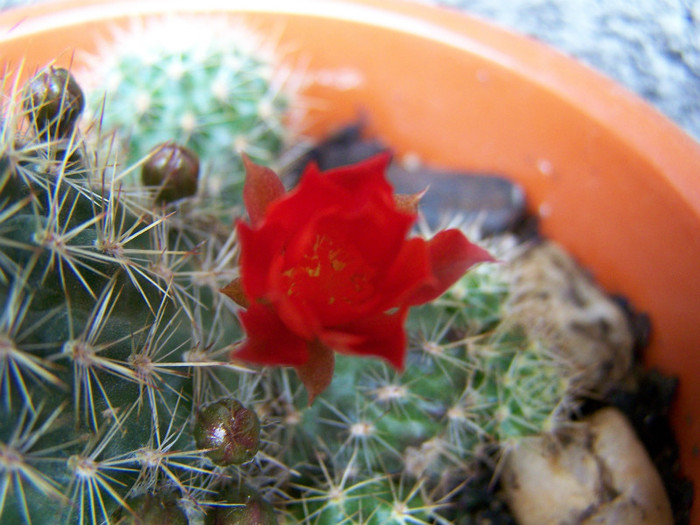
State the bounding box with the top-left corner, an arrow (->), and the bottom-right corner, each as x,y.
287,120 -> 694,524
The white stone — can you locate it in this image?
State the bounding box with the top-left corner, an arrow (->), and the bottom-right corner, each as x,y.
501,407 -> 673,525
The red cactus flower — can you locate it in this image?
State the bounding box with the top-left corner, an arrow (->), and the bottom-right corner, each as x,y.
222,153 -> 493,401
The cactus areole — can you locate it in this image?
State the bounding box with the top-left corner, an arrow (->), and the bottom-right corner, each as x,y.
222,153 -> 493,400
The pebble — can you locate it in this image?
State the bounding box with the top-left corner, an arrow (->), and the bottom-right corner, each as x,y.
501,407 -> 673,525
502,241 -> 634,394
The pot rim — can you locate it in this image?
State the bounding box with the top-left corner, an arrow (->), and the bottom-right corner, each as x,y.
2,0 -> 699,207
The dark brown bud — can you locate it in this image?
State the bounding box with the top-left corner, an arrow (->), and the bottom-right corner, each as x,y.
194,399 -> 260,466
205,485 -> 277,525
23,66 -> 85,138
111,492 -> 187,525
141,142 -> 199,204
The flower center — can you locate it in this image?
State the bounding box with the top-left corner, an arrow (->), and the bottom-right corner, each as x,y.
282,234 -> 374,308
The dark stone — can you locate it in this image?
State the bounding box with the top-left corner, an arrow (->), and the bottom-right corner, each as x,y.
387,163 -> 526,236
288,121 -> 527,236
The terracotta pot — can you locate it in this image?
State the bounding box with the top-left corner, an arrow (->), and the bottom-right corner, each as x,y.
2,0 -> 699,519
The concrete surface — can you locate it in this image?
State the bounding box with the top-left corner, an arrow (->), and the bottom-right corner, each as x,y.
424,0 -> 700,143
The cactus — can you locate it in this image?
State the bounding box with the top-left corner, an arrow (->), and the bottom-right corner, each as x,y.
80,15 -> 297,217
2,60 -> 589,525
266,233 -> 581,523
0,65 -> 288,524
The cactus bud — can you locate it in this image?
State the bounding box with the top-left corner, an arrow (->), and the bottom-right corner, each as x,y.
23,66 -> 85,138
141,142 -> 199,204
205,484 -> 277,525
111,492 -> 188,525
194,398 -> 261,466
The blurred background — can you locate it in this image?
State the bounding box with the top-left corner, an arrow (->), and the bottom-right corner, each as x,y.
2,0 -> 698,142
423,0 -> 700,143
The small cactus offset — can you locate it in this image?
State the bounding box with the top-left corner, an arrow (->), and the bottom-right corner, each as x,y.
80,15 -> 297,217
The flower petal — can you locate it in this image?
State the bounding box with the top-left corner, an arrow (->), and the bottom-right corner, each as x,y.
236,219 -> 287,302
269,207 -> 416,327
242,154 -> 286,227
261,164 -> 347,233
262,153 -> 396,235
326,308 -> 410,370
405,229 -> 495,305
322,151 -> 394,200
273,288 -> 323,341
233,304 -> 309,366
314,199 -> 416,271
295,340 -> 335,404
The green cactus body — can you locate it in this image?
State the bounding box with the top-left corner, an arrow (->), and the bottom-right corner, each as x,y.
286,464 -> 446,525
0,67 -> 283,524
276,236 -> 578,522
